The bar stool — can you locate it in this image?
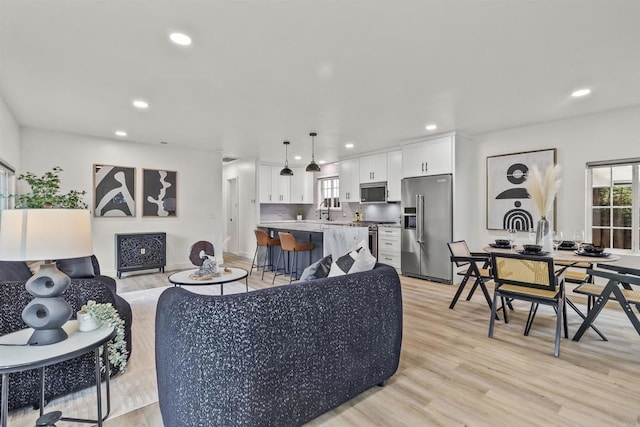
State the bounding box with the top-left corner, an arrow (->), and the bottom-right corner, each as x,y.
251,229 -> 281,280
272,232 -> 315,284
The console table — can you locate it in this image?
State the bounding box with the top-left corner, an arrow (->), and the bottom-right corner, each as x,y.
0,321 -> 115,427
115,232 -> 166,278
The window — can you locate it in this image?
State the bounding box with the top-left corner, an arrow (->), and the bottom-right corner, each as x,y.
0,161 -> 15,210
317,176 -> 341,210
587,160 -> 639,252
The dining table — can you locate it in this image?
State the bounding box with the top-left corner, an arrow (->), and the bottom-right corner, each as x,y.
483,244 -> 622,341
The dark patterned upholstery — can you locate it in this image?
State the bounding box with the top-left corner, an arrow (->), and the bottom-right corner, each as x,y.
0,256 -> 132,410
156,263 -> 402,426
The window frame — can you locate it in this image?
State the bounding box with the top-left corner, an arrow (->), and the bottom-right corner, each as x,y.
0,160 -> 16,211
316,176 -> 341,211
586,159 -> 639,253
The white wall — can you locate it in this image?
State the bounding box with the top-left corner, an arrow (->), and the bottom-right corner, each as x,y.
20,128 -> 223,275
0,94 -> 20,169
222,159 -> 257,259
469,105 -> 640,267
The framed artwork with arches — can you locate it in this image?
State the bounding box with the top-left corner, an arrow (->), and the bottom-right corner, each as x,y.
486,148 -> 557,230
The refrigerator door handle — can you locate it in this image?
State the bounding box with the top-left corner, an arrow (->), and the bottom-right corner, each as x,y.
416,194 -> 424,243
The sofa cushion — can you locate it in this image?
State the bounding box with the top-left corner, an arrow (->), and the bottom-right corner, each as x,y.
299,254 -> 333,282
56,256 -> 96,278
0,261 -> 32,281
328,245 -> 376,277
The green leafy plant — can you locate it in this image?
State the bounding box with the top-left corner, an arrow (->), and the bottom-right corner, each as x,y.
79,300 -> 128,373
10,166 -> 87,208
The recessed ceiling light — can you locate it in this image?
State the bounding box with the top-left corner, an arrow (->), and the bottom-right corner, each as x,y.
294,155 -> 302,160
345,143 -> 354,149
425,124 -> 437,131
571,88 -> 591,98
169,32 -> 192,46
132,99 -> 149,109
318,160 -> 326,165
115,130 -> 127,137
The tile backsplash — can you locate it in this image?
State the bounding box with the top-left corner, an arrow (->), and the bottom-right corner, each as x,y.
260,202 -> 400,223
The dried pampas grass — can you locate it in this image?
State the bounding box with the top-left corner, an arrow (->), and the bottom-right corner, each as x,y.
525,164 -> 561,217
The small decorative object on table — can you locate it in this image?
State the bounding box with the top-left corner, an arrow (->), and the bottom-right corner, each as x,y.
189,256 -> 221,280
525,164 -> 561,253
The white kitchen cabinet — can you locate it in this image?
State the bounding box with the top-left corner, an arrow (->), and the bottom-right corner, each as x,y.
377,226 -> 401,270
402,135 -> 453,178
339,159 -> 360,203
290,167 -> 314,204
259,164 -> 291,203
270,167 -> 290,203
359,153 -> 388,184
258,164 -> 273,203
387,150 -> 402,202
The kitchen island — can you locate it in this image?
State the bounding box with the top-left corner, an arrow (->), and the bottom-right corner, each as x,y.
257,221 -> 369,278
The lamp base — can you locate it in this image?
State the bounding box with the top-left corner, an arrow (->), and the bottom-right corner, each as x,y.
22,262 -> 73,346
27,328 -> 69,346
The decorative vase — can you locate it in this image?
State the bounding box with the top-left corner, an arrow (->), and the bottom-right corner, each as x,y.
296,214 -> 302,221
535,217 -> 553,253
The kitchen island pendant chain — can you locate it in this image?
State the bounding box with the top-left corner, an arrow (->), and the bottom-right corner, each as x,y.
305,132 -> 321,172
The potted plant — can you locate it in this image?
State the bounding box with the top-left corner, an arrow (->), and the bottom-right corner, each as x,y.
296,210 -> 303,221
78,300 -> 128,373
6,166 -> 87,208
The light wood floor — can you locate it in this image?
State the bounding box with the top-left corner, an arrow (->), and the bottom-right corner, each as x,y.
105,253 -> 640,426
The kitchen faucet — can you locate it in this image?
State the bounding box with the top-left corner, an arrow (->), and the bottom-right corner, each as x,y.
319,199 -> 332,221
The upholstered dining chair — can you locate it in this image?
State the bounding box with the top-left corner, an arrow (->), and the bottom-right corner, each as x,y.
489,252 -> 567,357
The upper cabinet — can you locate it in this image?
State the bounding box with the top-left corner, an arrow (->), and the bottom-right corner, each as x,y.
402,135 -> 453,178
290,167 -> 314,204
359,153 -> 388,183
387,150 -> 402,202
259,164 -> 315,205
339,159 -> 360,202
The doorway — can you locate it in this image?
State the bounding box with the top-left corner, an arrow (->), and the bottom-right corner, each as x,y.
227,177 -> 239,254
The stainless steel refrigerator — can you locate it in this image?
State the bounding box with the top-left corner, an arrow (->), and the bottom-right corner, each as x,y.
401,174 -> 453,283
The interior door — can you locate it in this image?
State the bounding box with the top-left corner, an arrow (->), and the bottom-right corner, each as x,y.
227,177 -> 239,254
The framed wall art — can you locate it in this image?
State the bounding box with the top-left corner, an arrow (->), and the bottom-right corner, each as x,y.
93,164 -> 136,217
486,148 -> 556,230
143,169 -> 177,217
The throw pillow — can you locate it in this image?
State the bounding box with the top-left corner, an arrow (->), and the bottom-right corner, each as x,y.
328,245 -> 376,277
299,254 -> 333,282
56,256 -> 96,278
0,260 -> 33,281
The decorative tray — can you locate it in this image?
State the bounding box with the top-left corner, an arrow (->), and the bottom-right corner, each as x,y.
516,249 -> 550,256
574,250 -> 610,258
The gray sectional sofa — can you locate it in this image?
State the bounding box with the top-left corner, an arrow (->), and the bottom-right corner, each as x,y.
155,263 -> 403,426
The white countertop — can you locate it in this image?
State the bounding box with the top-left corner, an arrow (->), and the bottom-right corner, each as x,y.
258,221 -> 361,233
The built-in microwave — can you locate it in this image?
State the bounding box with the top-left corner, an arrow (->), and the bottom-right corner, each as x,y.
360,182 -> 387,204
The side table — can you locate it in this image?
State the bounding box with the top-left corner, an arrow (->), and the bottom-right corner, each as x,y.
0,321 -> 115,427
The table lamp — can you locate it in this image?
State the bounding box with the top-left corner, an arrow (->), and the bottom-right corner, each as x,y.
0,209 -> 93,345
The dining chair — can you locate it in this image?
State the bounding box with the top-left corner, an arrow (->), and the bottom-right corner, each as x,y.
489,252 -> 567,357
447,240 -> 494,310
572,263 -> 640,341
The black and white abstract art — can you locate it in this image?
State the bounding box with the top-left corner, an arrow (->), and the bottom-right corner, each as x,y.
94,165 -> 136,217
486,148 -> 556,230
143,169 -> 177,217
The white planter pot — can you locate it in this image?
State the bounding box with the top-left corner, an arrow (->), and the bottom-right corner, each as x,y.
77,312 -> 100,332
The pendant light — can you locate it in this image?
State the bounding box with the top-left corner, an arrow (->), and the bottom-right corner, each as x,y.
305,132 -> 321,172
279,141 -> 293,176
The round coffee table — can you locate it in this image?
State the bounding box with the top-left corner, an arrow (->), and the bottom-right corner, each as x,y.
168,267 -> 249,294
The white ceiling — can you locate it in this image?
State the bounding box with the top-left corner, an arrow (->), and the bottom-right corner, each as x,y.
1,0 -> 639,166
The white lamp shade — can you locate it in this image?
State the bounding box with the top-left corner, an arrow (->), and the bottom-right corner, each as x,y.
0,209 -> 93,261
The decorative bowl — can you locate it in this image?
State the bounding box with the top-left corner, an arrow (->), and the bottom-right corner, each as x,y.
582,244 -> 605,254
495,239 -> 510,246
522,244 -> 542,253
